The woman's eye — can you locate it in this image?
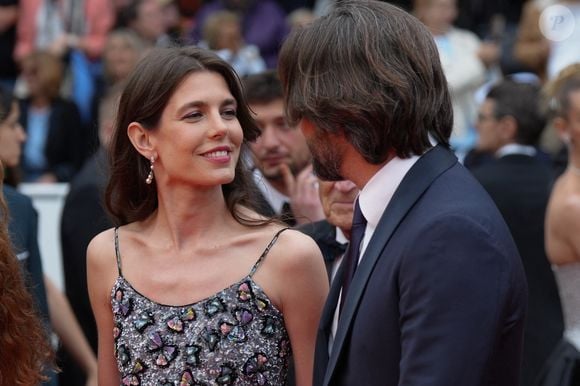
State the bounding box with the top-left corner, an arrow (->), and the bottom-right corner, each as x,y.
184,112 -> 202,120
222,109 -> 237,119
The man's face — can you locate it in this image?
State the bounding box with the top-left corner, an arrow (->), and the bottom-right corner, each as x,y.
249,99 -> 311,180
134,0 -> 165,42
318,179 -> 358,235
475,99 -> 503,153
299,118 -> 344,181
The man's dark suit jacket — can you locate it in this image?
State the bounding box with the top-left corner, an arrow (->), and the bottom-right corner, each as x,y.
471,153 -> 563,386
314,145 -> 527,386
59,149 -> 112,385
298,220 -> 346,281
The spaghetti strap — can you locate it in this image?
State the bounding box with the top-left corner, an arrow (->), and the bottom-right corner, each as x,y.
248,227 -> 290,277
114,227 -> 123,277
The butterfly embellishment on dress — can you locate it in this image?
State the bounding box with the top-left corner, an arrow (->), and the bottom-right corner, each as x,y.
237,281 -> 254,301
121,374 -> 140,385
166,307 -> 196,333
113,324 -> 122,340
202,328 -> 221,351
180,369 -> 204,386
146,331 -> 178,367
261,315 -> 280,337
184,345 -> 202,366
255,297 -> 269,312
113,289 -> 133,317
216,363 -> 237,385
121,360 -> 146,386
243,353 -> 269,385
117,344 -> 131,366
134,311 -> 154,332
204,297 -> 226,317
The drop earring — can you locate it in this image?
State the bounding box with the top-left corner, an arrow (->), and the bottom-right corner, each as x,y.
145,156 -> 155,184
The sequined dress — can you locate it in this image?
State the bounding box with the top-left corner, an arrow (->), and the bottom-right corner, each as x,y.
536,263 -> 580,386
111,227 -> 291,386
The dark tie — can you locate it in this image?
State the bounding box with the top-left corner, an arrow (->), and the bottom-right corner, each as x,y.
281,201 -> 296,226
340,199 -> 367,312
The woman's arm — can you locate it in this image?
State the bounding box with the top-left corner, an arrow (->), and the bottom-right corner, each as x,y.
87,229 -> 121,386
273,231 -> 329,386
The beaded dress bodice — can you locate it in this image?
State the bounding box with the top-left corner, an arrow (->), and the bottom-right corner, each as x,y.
111,228 -> 291,385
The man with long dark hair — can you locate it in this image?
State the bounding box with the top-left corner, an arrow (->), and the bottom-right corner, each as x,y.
278,1 -> 528,384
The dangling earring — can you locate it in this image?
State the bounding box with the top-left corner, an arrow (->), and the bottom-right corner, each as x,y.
145,156 -> 155,184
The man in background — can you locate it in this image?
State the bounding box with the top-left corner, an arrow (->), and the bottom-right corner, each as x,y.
243,70 -> 324,225
470,80 -> 563,385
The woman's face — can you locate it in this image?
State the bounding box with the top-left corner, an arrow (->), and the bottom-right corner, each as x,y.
0,103 -> 26,168
146,71 -> 244,188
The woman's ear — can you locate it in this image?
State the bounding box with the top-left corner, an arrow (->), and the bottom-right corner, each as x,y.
553,117 -> 571,144
127,121 -> 155,158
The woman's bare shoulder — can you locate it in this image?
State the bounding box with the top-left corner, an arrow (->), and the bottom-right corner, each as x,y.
87,227 -> 118,272
263,226 -> 324,272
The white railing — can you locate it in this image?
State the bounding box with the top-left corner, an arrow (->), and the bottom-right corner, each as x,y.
18,183 -> 69,291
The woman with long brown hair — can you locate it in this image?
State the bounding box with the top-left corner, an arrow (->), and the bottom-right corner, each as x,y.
88,46 -> 328,385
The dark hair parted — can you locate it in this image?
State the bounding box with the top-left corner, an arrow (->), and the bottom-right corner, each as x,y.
243,70 -> 284,105
278,0 -> 452,162
105,46 -> 262,225
486,80 -> 546,146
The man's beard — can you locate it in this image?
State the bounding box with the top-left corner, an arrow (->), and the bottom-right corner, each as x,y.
309,136 -> 343,181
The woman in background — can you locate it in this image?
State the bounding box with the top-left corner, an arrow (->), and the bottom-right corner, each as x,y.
18,50 -> 87,182
539,63 -> 580,385
0,87 -> 54,385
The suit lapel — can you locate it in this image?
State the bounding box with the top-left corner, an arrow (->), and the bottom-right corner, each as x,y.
314,260 -> 346,384
323,145 -> 458,385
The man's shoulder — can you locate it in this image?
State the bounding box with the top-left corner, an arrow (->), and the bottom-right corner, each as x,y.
297,219 -> 334,239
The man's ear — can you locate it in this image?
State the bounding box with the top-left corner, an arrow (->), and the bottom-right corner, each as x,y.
128,121 -> 156,158
499,115 -> 517,142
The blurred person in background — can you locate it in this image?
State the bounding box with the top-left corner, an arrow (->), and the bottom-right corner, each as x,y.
470,80 -> 563,386
116,0 -> 173,48
243,71 -> 324,226
515,0 -> 580,83
287,7 -> 316,29
15,0 -> 115,124
59,91 -> 119,386
0,0 -> 19,92
18,50 -> 88,182
189,0 -> 288,68
539,63 -> 580,386
15,0 -> 114,62
0,168 -> 55,386
201,10 -> 266,77
414,0 -> 491,160
0,85 -> 98,386
89,28 -> 144,154
298,179 -> 358,282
